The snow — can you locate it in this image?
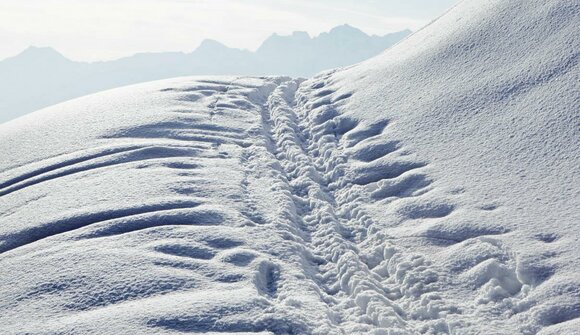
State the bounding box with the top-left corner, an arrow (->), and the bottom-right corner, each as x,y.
0,0 -> 578,334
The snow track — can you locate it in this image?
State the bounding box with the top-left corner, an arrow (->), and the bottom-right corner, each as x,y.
265,75 -> 525,333
0,65 -> 576,333
1,1 -> 578,330
0,73 -> 566,334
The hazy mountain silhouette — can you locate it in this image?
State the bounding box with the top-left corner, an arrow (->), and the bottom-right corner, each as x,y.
0,25 -> 410,123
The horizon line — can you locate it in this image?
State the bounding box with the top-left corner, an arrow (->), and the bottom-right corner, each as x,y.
2,25 -> 413,63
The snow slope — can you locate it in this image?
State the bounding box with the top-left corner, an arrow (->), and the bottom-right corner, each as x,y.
0,0 -> 578,334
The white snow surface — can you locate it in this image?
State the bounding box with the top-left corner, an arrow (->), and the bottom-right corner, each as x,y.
0,0 -> 578,334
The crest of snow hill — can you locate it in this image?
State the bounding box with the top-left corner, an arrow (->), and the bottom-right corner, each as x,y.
0,1 -> 578,334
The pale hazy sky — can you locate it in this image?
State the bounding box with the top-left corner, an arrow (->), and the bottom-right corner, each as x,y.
0,0 -> 458,62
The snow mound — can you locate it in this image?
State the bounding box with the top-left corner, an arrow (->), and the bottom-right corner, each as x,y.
0,0 -> 578,334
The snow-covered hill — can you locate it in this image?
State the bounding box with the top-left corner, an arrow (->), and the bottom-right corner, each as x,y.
0,0 -> 578,334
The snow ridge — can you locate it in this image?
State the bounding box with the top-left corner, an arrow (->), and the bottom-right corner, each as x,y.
0,69 -> 574,334
0,75 -> 560,334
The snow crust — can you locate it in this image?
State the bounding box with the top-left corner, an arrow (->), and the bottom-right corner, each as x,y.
0,0 -> 578,334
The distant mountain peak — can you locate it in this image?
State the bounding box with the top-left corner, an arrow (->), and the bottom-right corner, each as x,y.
196,39 -> 229,52
22,45 -> 56,52
262,30 -> 311,44
292,31 -> 311,40
7,46 -> 71,65
257,31 -> 311,53
19,46 -> 65,59
328,24 -> 366,36
257,25 -> 389,53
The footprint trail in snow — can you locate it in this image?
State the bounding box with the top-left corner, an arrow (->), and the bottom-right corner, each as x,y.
1,0 -> 578,333
0,75 -> 551,334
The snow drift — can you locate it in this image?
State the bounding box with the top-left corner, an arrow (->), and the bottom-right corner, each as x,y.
0,0 -> 578,334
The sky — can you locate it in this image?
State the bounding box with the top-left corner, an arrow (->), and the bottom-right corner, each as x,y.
0,0 -> 458,62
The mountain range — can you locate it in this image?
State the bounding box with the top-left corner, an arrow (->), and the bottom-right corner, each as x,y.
0,25 -> 410,123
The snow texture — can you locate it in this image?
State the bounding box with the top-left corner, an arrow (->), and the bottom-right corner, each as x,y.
0,0 -> 578,334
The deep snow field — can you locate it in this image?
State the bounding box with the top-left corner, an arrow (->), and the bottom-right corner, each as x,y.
0,0 -> 578,334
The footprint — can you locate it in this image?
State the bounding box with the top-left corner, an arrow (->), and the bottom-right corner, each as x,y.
534,233 -> 559,243
220,250 -> 257,266
332,92 -> 353,103
215,273 -> 246,283
396,200 -> 455,219
315,89 -> 334,97
155,244 -> 215,260
254,260 -> 280,297
177,93 -> 204,102
479,203 -> 500,211
350,160 -> 426,186
163,162 -> 199,170
333,117 -> 359,136
309,97 -> 333,110
351,141 -> 401,162
516,252 -> 557,286
462,258 -> 523,303
418,219 -> 508,244
204,236 -> 244,249
344,119 -> 390,147
310,107 -> 339,125
310,81 -> 325,89
371,173 -> 432,200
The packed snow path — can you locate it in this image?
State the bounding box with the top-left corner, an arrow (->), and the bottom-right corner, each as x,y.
0,75 -> 567,334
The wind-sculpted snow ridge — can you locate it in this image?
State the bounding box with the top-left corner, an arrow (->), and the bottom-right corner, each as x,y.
1,0 -> 579,334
